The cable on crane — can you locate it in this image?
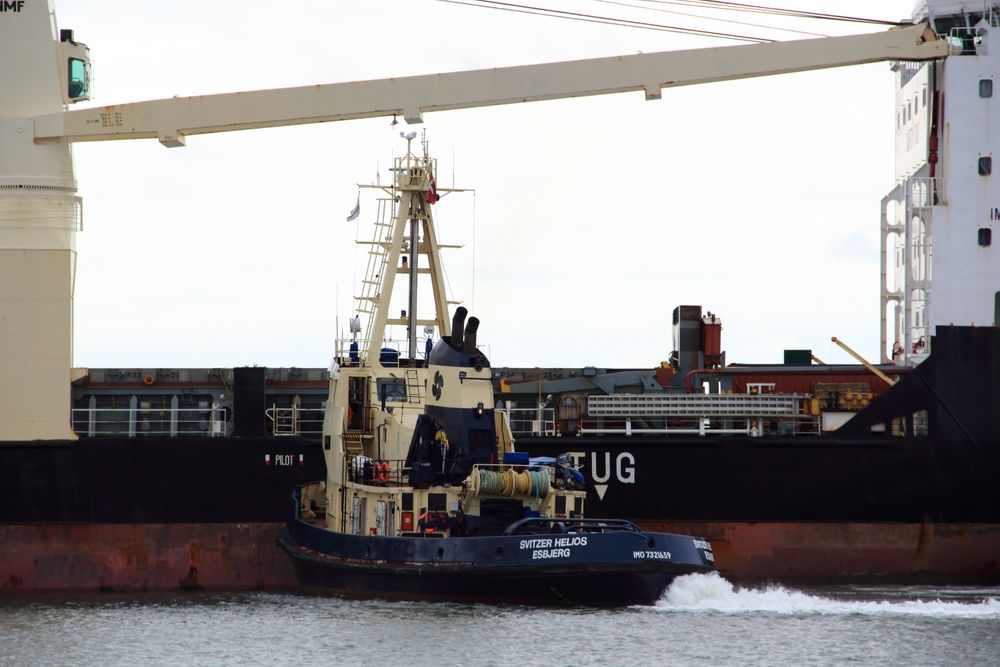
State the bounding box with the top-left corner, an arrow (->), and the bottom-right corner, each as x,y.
436,0 -> 906,45
435,0 -> 775,42
640,0 -> 904,27
589,0 -> 829,38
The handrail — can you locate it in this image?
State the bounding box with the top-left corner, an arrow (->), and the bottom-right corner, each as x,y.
347,456 -> 410,487
265,406 -> 325,436
577,415 -> 820,437
502,517 -> 644,536
71,407 -> 228,438
502,407 -> 557,436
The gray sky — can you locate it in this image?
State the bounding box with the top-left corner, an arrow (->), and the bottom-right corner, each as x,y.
58,0 -> 918,369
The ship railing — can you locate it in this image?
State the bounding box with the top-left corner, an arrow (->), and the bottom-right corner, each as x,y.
502,517 -> 643,536
334,337 -> 432,368
347,456 -> 410,487
502,407 -> 557,436
907,176 -> 945,208
577,415 -> 820,437
71,407 -> 229,438
587,392 -> 811,417
265,406 -> 325,437
333,337 -> 492,370
946,26 -> 986,55
335,338 -> 400,369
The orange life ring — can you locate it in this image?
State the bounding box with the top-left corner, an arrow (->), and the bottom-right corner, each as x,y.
143,374 -> 155,385
374,460 -> 389,485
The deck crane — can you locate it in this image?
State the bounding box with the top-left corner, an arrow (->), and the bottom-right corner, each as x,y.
0,2 -> 946,441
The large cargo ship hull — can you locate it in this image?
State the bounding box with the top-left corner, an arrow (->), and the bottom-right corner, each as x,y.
2,522 -> 295,593
3,330 -> 999,591
1,436 -> 324,593
635,520 -> 1000,584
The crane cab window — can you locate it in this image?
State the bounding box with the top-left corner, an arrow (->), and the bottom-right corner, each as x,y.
68,58 -> 88,100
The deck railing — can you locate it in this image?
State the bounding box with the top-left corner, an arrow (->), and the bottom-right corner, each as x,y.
503,407 -> 557,436
71,407 -> 228,438
266,406 -> 325,437
347,457 -> 409,487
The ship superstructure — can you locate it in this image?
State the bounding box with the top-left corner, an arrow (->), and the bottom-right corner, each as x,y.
883,0 -> 1000,364
320,135 -> 472,531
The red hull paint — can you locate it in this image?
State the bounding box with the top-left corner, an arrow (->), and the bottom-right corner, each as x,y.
4,521 -> 999,592
0,523 -> 297,593
638,521 -> 1000,584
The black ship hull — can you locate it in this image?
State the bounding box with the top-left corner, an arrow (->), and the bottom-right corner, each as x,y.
278,538 -> 694,606
279,492 -> 715,606
1,435 -> 323,592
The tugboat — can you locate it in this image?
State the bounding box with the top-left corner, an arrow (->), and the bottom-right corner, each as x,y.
277,135 -> 715,605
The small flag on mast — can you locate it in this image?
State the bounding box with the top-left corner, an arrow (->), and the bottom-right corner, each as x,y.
426,170 -> 438,204
346,193 -> 360,222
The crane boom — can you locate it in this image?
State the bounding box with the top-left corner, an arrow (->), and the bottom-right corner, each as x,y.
33,23 -> 946,147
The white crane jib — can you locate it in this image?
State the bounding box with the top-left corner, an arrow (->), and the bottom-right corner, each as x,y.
33,23 -> 944,146
0,0 -> 946,441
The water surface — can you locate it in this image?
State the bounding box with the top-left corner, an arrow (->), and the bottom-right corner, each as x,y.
2,574 -> 998,666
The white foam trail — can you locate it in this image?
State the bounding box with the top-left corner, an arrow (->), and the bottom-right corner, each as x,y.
652,572 -> 1000,619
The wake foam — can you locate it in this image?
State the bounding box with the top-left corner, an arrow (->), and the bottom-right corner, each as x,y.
652,572 -> 1000,618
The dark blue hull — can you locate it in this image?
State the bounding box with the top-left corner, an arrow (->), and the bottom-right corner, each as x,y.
279,491 -> 716,606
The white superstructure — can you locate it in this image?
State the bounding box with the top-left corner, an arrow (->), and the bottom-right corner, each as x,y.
882,0 -> 1000,364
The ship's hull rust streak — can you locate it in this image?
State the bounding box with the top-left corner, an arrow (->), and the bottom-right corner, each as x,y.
0,523 -> 297,593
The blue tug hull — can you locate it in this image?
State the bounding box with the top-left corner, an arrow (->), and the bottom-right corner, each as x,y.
278,490 -> 715,606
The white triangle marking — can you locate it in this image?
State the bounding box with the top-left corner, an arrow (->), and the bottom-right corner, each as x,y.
594,484 -> 608,500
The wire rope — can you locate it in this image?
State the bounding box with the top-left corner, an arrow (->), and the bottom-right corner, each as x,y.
435,0 -> 774,42
639,0 -> 903,26
588,0 -> 827,37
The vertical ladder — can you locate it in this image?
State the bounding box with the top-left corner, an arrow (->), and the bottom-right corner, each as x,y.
353,198 -> 395,354
404,368 -> 423,404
